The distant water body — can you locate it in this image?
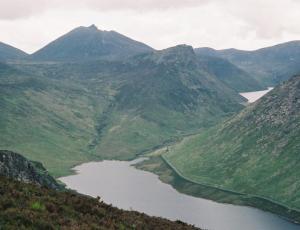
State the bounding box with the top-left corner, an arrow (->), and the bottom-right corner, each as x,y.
59,159 -> 300,230
240,87 -> 274,103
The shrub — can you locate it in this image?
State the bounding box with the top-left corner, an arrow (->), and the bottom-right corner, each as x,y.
31,201 -> 45,211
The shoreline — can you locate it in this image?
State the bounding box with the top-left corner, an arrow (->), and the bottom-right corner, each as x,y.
135,155 -> 300,225
59,155 -> 300,225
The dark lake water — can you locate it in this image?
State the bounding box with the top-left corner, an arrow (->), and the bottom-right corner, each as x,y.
59,159 -> 300,230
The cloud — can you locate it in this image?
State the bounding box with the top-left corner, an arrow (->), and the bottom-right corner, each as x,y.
0,0 -> 300,53
220,0 -> 300,39
0,0 -> 210,20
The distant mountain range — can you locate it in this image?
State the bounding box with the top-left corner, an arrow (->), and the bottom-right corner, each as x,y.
196,41 -> 300,86
1,26 -> 300,178
0,41 -> 28,61
2,25 -> 300,87
164,75 -> 300,210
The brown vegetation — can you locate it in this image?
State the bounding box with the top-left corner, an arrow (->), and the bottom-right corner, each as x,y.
0,176 -> 199,230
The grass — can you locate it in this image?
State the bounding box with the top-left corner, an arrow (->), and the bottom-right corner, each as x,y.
31,201 -> 46,211
163,76 -> 300,210
0,52 -> 244,177
135,156 -> 300,224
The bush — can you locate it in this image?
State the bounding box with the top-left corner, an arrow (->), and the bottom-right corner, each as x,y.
31,201 -> 45,211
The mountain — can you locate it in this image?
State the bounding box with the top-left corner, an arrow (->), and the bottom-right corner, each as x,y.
0,42 -> 28,61
0,153 -> 198,229
196,54 -> 264,92
0,45 -> 245,177
164,75 -> 300,209
0,150 -> 61,190
195,41 -> 300,86
30,25 -> 153,61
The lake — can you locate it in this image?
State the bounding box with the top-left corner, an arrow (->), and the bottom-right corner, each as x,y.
240,87 -> 274,103
59,159 -> 300,230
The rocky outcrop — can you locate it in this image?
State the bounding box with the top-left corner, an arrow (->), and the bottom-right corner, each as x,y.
0,150 -> 61,190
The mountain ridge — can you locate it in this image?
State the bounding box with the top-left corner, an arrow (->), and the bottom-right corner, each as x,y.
0,41 -> 28,61
30,25 -> 154,62
195,41 -> 300,85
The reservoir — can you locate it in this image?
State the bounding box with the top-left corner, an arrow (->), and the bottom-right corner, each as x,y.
59,159 -> 300,230
240,87 -> 274,103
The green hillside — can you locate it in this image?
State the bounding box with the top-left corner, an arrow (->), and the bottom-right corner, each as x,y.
197,54 -> 264,92
0,45 -> 245,177
196,41 -> 300,86
164,75 -> 300,209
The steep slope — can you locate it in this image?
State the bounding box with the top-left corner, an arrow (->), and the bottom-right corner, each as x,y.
0,42 -> 28,61
196,41 -> 300,86
80,45 -> 246,160
0,62 -> 103,177
0,150 -> 61,190
164,75 -> 300,209
30,25 -> 153,61
0,45 -> 245,176
0,153 -> 198,229
197,54 -> 264,91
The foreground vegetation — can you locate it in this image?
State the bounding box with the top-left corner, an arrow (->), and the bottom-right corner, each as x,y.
0,176 -> 199,229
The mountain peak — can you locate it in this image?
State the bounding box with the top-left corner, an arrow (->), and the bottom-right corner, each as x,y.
163,44 -> 194,55
30,26 -> 153,61
147,44 -> 197,67
88,24 -> 98,30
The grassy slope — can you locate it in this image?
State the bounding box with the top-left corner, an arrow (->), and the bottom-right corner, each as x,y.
136,156 -> 300,223
164,76 -> 300,209
0,65 -> 107,177
197,55 -> 265,92
0,46 -> 245,177
196,41 -> 300,86
0,176 -> 199,230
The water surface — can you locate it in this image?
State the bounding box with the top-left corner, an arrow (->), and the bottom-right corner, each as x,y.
240,87 -> 274,103
59,159 -> 299,230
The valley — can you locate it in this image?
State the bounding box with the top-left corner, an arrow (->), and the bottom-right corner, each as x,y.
162,76 -> 300,212
1,24 -> 300,229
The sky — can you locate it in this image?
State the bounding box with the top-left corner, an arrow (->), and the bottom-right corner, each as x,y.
0,0 -> 300,54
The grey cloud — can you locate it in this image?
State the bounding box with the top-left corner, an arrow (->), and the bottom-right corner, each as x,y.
0,0 -> 210,20
221,0 -> 300,39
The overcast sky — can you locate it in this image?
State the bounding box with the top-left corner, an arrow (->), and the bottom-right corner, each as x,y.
0,0 -> 300,54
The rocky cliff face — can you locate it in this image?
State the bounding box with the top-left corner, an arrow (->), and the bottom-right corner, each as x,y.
0,150 -> 61,190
